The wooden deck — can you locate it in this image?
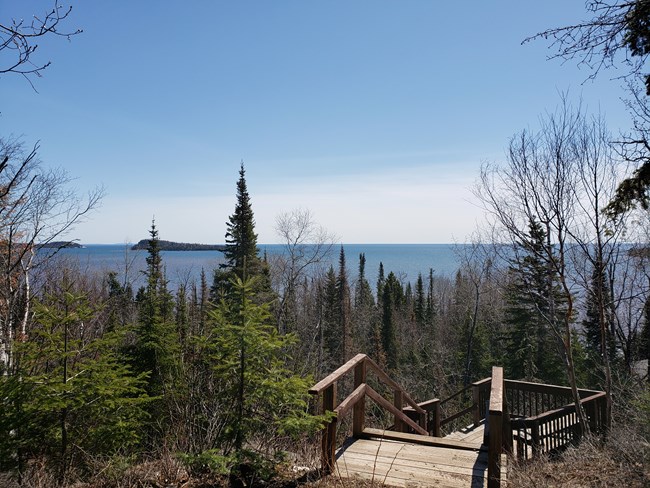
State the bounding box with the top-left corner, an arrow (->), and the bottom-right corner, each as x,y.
310,355 -> 608,488
333,425 -> 507,487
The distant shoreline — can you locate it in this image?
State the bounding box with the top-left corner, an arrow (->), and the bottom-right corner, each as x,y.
130,239 -> 226,252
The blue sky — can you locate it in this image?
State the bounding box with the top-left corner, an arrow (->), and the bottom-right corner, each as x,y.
0,1 -> 632,244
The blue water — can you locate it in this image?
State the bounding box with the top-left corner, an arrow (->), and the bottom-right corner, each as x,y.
50,243 -> 462,291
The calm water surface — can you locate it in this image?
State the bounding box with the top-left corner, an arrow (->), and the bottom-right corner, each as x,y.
51,243 -> 463,291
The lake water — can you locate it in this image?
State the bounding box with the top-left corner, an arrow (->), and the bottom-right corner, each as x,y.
50,243 -> 463,291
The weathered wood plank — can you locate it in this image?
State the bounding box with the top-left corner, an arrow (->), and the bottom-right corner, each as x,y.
361,427 -> 482,451
344,440 -> 486,466
335,458 -> 487,488
333,436 -> 506,488
339,448 -> 487,475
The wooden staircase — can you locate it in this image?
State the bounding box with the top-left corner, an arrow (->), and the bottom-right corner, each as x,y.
309,354 -> 608,488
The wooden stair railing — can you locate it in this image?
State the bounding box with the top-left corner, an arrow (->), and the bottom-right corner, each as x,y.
510,390 -> 608,459
308,354 -> 426,473
485,366 -> 510,488
310,357 -> 610,481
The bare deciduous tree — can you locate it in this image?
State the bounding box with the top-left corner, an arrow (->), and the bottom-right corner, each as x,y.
474,99 -> 620,433
0,138 -> 103,374
1,1 -> 81,89
272,208 -> 337,336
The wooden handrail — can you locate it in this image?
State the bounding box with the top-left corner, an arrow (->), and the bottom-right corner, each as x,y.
509,388 -> 608,460
311,356 -> 609,478
525,392 -> 606,422
505,378 -> 601,397
334,383 -> 367,418
436,376 -> 492,433
487,366 -> 506,488
309,353 -> 366,394
309,354 -> 429,473
365,385 -> 428,435
364,356 -> 426,415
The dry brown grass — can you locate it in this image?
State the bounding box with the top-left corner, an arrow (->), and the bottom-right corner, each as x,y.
507,428 -> 650,488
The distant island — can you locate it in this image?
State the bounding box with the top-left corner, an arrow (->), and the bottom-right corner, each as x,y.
131,240 -> 226,251
37,241 -> 84,249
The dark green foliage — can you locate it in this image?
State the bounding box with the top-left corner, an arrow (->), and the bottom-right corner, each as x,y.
207,277 -> 323,455
322,265 -> 341,366
0,291 -> 149,480
213,163 -> 273,305
223,164 -> 259,277
354,253 -> 376,355
381,272 -> 402,370
503,220 -> 566,384
376,262 -> 385,303
355,253 -> 374,309
336,246 -> 351,361
104,271 -> 134,332
606,161 -> 650,217
426,268 -> 437,326
415,273 -> 426,327
130,221 -> 181,444
624,0 -> 650,90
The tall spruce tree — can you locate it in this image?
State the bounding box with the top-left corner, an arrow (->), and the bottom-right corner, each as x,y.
336,246 -> 351,362
415,273 -> 426,327
354,253 -> 374,309
132,220 -> 180,443
381,272 -> 402,370
322,266 -> 341,367
353,253 -> 375,354
205,276 -> 323,480
212,163 -> 272,304
503,220 -> 565,383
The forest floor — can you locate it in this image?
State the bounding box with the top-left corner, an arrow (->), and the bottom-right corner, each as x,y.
1,426 -> 647,487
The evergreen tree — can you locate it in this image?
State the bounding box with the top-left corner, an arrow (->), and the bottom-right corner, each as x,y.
176,284 -> 189,356
336,246 -> 351,361
415,273 -> 426,327
425,268 -> 437,327
212,163 -> 272,304
503,220 -> 565,383
322,266 -> 340,367
381,272 -> 402,370
131,220 -> 181,443
0,291 -> 149,482
642,293 -> 650,382
354,253 -> 374,309
376,262 -> 385,303
353,253 -> 375,355
206,277 -> 323,463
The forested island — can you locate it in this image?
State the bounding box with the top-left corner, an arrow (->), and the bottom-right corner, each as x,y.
130,239 -> 226,251
36,241 -> 84,249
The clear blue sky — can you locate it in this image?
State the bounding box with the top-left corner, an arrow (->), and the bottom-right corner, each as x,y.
0,1 -> 632,244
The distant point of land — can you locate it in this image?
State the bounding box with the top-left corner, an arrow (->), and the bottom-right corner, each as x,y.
130,239 -> 226,251
37,241 -> 84,249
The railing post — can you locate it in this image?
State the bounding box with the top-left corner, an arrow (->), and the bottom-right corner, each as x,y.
432,399 -> 441,437
352,360 -> 366,437
472,381 -> 481,427
600,396 -> 608,438
393,389 -> 404,432
585,399 -> 596,434
322,383 -> 337,473
531,420 -> 540,458
487,366 -> 504,488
